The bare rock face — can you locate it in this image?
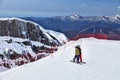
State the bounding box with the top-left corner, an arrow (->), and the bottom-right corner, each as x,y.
0,18 -> 54,45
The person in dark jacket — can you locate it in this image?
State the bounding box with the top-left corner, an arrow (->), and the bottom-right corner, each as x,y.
73,45 -> 82,63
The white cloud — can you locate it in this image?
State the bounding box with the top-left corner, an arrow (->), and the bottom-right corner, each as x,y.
81,4 -> 87,7
118,6 -> 120,10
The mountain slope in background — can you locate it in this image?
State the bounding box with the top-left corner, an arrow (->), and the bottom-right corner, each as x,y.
0,18 -> 67,45
0,38 -> 120,80
22,14 -> 120,40
0,18 -> 68,70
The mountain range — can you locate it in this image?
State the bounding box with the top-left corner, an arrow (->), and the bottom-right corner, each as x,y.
21,14 -> 120,40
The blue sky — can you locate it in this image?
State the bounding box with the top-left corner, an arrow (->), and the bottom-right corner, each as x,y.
0,0 -> 120,17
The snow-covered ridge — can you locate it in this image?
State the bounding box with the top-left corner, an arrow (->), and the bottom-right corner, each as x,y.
70,13 -> 80,20
53,14 -> 120,23
115,14 -> 120,21
47,30 -> 68,44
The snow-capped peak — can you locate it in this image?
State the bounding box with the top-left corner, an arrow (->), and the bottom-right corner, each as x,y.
114,14 -> 120,21
70,13 -> 79,20
115,14 -> 120,18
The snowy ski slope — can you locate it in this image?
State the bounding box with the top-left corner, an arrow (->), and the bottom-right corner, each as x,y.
0,38 -> 120,80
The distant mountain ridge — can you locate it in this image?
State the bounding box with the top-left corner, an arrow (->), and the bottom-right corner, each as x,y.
21,14 -> 120,40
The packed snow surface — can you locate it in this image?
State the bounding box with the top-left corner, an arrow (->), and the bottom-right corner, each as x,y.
0,38 -> 120,80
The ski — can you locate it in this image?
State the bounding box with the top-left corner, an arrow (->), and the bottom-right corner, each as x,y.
70,60 -> 86,65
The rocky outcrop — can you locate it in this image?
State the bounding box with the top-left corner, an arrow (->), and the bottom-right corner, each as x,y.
0,18 -> 56,45
0,18 -> 68,70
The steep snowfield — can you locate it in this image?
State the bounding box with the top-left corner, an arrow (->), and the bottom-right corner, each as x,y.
0,38 -> 120,80
47,30 -> 68,44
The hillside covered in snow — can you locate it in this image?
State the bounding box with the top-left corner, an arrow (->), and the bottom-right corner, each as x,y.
0,38 -> 120,80
0,18 -> 68,70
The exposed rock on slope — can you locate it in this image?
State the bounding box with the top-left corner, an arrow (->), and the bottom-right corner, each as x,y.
0,18 -> 68,70
0,18 -> 67,46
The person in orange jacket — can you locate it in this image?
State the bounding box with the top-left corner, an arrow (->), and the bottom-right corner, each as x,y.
73,45 -> 82,63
